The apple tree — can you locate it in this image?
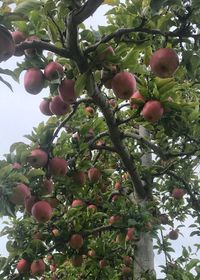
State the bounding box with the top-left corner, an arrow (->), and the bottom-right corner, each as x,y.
0,0 -> 200,279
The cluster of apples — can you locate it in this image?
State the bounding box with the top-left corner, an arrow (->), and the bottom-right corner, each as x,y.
101,46 -> 179,123
8,29 -> 78,117
16,258 -> 45,277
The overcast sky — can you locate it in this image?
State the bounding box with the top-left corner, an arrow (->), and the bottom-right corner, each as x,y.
0,4 -> 199,278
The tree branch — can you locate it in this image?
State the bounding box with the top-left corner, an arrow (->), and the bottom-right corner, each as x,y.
73,0 -> 104,25
85,27 -> 200,54
86,74 -> 146,199
15,40 -> 71,59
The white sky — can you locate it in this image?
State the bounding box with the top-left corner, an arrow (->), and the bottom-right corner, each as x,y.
0,4 -> 199,279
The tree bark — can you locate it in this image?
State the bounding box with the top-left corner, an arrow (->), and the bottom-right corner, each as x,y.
133,126 -> 155,279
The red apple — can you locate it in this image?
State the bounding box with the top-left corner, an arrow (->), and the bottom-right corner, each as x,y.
141,100 -> 164,123
49,95 -> 70,116
101,67 -> 117,89
16,259 -> 30,274
48,157 -> 68,176
123,256 -> 133,266
171,188 -> 185,200
114,182 -> 122,190
0,25 -> 15,62
69,234 -> 84,249
27,148 -> 48,168
112,194 -> 120,202
108,98 -> 116,107
39,99 -> 53,116
109,215 -> 121,225
25,195 -> 38,214
88,167 -> 101,183
31,200 -> 53,223
72,171 -> 86,186
87,204 -> 97,212
97,45 -> 114,61
71,199 -> 85,208
85,106 -> 95,115
111,71 -> 137,100
24,68 -> 45,94
99,259 -> 108,269
11,31 -> 26,56
58,78 -> 77,104
125,227 -> 135,241
168,229 -> 179,240
150,48 -> 179,78
9,183 -> 31,205
50,264 -> 56,272
12,162 -> 22,169
71,255 -> 83,267
41,178 -> 54,195
44,61 -> 64,81
129,91 -> 145,109
31,259 -> 45,276
24,35 -> 40,57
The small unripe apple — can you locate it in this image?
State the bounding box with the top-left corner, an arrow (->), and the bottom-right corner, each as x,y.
168,229 -> 179,240
39,99 -> 53,116
129,91 -> 145,109
99,259 -> 108,269
31,259 -> 45,276
111,71 -> 137,100
24,195 -> 38,214
87,204 -> 97,212
69,234 -> 84,249
24,35 -> 40,57
27,148 -> 48,168
109,215 -> 121,225
88,167 -> 101,183
71,199 -> 85,208
44,61 -> 64,81
58,78 -> 77,104
123,256 -> 133,266
0,25 -> 15,62
31,200 -> 53,223
24,68 -> 45,94
150,48 -> 179,78
16,259 -> 30,274
71,255 -> 83,267
141,100 -> 164,123
72,171 -> 86,186
125,227 -> 135,241
48,157 -> 68,176
9,183 -> 31,205
41,178 -> 54,195
11,31 -> 26,56
49,95 -> 70,116
171,188 -> 185,200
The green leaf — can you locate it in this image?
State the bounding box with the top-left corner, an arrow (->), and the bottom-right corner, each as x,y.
0,76 -> 13,92
14,0 -> 43,14
75,74 -> 87,96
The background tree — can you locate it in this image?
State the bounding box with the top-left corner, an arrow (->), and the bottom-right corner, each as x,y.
0,0 -> 200,279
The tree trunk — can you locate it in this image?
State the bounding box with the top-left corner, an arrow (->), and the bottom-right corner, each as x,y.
133,126 -> 155,279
